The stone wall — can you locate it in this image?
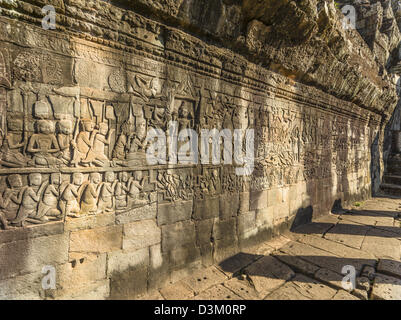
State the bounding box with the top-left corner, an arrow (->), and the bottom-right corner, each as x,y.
0,0 -> 397,299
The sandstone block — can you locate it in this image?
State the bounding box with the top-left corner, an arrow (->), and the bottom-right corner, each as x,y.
123,220 -> 161,250
70,225 -> 122,253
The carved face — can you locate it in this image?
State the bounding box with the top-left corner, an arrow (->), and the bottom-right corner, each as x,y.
90,173 -> 101,184
83,121 -> 95,132
59,121 -> 72,135
134,171 -> 142,181
51,173 -> 61,185
38,120 -> 54,135
179,103 -> 189,118
119,172 -> 128,182
8,174 -> 22,188
29,173 -> 42,186
73,173 -> 84,185
7,119 -> 23,132
99,123 -> 109,135
105,172 -> 114,182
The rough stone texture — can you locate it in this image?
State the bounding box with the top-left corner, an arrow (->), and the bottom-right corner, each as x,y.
372,273 -> 401,300
244,255 -> 295,298
377,259 -> 401,278
123,220 -> 161,250
0,0 -> 400,300
70,226 -> 123,254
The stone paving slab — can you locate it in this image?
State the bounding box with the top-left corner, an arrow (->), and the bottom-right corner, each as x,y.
361,229 -> 401,260
331,290 -> 360,300
138,196 -> 401,300
193,284 -> 242,300
181,266 -> 228,295
377,259 -> 401,278
372,273 -> 401,300
324,220 -> 371,249
244,255 -> 295,298
222,277 -> 260,300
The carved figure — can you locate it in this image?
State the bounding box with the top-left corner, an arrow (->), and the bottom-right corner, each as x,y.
60,173 -> 83,217
115,171 -> 129,210
35,173 -> 62,222
98,171 -> 117,213
0,174 -> 24,229
57,120 -> 75,165
0,119 -> 30,167
73,119 -> 97,166
127,171 -> 148,206
80,172 -> 101,215
82,123 -> 114,166
12,173 -> 45,227
27,120 -> 62,167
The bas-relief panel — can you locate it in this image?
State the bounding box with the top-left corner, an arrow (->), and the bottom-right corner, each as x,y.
0,32 -> 374,230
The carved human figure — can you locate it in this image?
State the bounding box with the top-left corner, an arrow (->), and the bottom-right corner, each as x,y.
210,169 -> 220,194
115,171 -> 129,210
98,171 -> 117,213
57,120 -> 75,165
113,120 -> 133,160
12,173 -> 45,227
60,172 -> 83,217
80,172 -> 101,215
72,120 -> 97,166
82,123 -> 114,166
36,173 -> 62,222
0,174 -> 24,229
0,119 -> 30,167
127,171 -> 148,206
177,101 -> 193,132
27,120 -> 62,167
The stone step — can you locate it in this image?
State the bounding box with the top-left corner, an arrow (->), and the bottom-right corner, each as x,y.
383,175 -> 401,185
380,183 -> 401,196
386,167 -> 401,175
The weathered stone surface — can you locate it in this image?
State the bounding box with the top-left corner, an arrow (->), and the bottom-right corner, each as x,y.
160,281 -> 194,300
161,221 -> 197,252
57,280 -> 110,300
123,220 -> 161,250
377,259 -> 401,279
244,256 -> 295,298
193,197 -> 220,221
194,284 -> 242,300
265,282 -> 310,300
372,273 -> 401,300
223,277 -> 260,300
65,213 -> 115,232
116,204 -> 157,225
314,268 -> 348,291
0,0 -> 399,301
273,251 -> 320,277
280,274 -> 337,300
331,290 -> 360,300
0,234 -> 69,280
0,271 -> 44,300
54,253 -> 107,298
324,220 -> 370,249
218,252 -> 260,278
181,266 -> 227,295
70,225 -> 122,253
0,222 -> 63,244
361,229 -> 401,260
220,193 -> 240,219
107,248 -> 149,275
157,201 -> 193,226
108,248 -> 150,299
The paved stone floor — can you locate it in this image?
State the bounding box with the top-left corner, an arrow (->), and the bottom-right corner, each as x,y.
139,196 -> 401,300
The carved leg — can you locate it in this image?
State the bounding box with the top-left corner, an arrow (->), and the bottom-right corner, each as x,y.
0,212 -> 8,230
